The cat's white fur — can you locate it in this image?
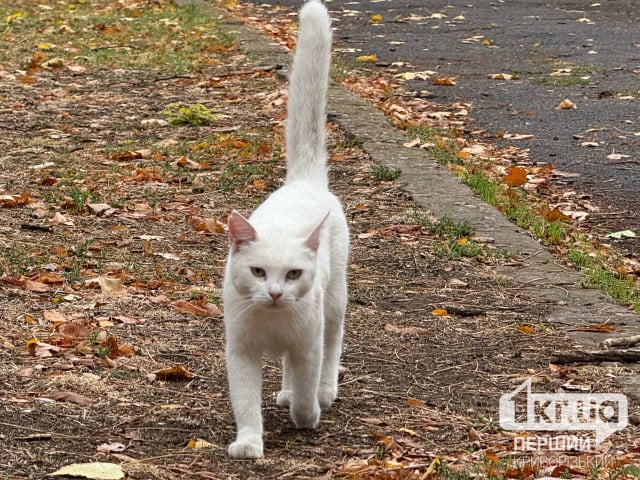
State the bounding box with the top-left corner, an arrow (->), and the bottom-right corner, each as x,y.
223,0 -> 348,459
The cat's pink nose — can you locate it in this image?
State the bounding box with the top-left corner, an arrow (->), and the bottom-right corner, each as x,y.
269,291 -> 282,301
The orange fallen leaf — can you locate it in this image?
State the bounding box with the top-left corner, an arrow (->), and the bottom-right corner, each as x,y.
574,323 -> 614,333
406,397 -> 427,408
152,364 -> 196,381
432,77 -> 456,86
431,308 -> 448,316
518,324 -> 535,334
504,166 -> 527,187
171,299 -> 209,317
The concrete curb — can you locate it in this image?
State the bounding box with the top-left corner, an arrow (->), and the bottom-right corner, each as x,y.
218,6 -> 640,398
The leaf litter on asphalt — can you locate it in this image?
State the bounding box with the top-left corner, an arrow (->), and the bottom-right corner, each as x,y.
0,0 -> 639,478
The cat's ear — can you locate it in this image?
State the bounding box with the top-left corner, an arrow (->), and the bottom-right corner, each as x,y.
304,212 -> 330,251
228,210 -> 257,251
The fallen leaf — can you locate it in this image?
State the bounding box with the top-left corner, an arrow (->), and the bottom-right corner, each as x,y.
152,364 -> 196,381
605,230 -> 636,239
171,299 -> 208,317
187,438 -> 214,450
555,98 -> 577,110
504,166 -> 527,187
406,397 -> 427,408
431,308 -> 449,316
96,443 -> 126,454
25,279 -> 51,293
432,77 -> 456,86
355,54 -> 376,63
606,152 -> 631,161
489,73 -> 515,80
384,323 -> 429,335
51,462 -> 124,480
503,132 -> 534,140
47,391 -> 93,406
85,276 -> 125,295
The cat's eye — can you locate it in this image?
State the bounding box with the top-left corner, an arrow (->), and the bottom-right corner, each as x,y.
286,269 -> 302,280
250,267 -> 266,278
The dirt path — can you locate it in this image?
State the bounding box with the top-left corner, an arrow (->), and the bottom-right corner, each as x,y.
0,1 -> 638,478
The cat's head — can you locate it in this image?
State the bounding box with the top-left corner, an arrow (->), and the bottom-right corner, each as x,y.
226,210 -> 327,309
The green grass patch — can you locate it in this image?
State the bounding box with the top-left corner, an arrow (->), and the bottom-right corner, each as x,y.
0,1 -> 235,74
414,213 -> 505,260
163,103 -> 224,126
371,164 -> 401,181
407,125 -> 460,165
568,244 -> 640,314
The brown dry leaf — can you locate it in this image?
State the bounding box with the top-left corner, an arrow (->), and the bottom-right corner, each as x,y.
58,321 -> 89,340
24,279 -> 51,293
468,427 -> 482,441
50,211 -> 73,226
488,73 -> 515,80
32,272 -> 65,285
504,166 -> 527,187
130,167 -> 164,182
47,391 -> 93,406
544,206 -> 571,222
574,323 -> 614,333
555,98 -> 577,110
85,276 -> 125,295
432,77 -> 456,86
384,323 -> 429,335
189,215 -> 226,234
102,335 -> 135,359
502,132 -> 534,140
43,311 -> 66,327
152,364 -> 196,381
171,299 -> 209,317
111,150 -> 144,161
406,397 -> 427,408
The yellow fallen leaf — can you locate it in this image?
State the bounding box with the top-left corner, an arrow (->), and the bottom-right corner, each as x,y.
187,438 -> 214,450
356,54 -> 376,63
370,14 -> 383,23
37,42 -> 53,51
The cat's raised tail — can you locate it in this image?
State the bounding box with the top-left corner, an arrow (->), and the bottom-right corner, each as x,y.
285,0 -> 332,189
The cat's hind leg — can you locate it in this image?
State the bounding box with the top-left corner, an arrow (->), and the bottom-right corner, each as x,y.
276,354 -> 293,407
318,278 -> 347,408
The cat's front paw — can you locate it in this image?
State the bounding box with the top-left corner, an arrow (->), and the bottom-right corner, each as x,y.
228,436 -> 263,459
291,402 -> 320,429
318,386 -> 337,409
276,389 -> 293,407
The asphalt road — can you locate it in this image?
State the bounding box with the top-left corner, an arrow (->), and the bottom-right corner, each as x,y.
248,0 -> 640,256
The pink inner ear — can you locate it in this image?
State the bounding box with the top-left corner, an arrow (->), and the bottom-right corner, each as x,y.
228,211 -> 256,249
305,212 -> 330,251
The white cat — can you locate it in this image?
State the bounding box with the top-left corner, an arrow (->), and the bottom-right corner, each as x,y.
222,0 -> 349,459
